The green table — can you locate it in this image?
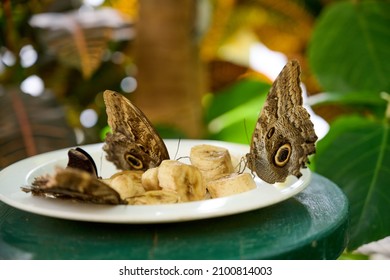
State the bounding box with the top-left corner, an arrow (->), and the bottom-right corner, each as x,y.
0,173 -> 348,260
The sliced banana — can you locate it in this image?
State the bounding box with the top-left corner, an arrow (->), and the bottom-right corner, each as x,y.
158,160 -> 206,202
126,190 -> 180,205
206,172 -> 256,198
102,170 -> 145,200
141,167 -> 161,191
190,144 -> 234,182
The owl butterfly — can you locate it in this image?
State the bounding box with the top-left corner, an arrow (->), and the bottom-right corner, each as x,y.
103,90 -> 170,171
246,60 -> 318,184
22,147 -> 124,205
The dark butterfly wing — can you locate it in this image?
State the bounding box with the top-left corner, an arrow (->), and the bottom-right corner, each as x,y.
67,147 -> 98,177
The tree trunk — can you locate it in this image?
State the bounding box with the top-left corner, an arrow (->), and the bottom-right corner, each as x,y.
134,0 -> 205,138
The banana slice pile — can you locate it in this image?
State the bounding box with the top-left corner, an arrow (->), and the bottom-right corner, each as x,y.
102,144 -> 257,205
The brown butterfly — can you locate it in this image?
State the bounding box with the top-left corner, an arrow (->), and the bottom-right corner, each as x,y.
22,91 -> 169,205
103,90 -> 170,171
246,60 -> 318,184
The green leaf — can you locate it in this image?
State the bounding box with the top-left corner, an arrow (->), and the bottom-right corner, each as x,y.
205,79 -> 270,122
314,115 -> 390,250
338,251 -> 369,260
308,1 -> 390,93
308,91 -> 386,107
205,78 -> 270,143
307,91 -> 387,118
207,100 -> 262,144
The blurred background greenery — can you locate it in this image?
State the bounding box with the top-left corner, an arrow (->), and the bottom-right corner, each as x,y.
1,0 -> 389,258
0,0 -> 327,148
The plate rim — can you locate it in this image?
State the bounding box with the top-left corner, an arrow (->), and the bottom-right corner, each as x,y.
0,139 -> 311,224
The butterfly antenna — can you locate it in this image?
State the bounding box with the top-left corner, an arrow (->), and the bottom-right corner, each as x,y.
99,151 -> 104,178
242,119 -> 253,177
174,138 -> 181,160
235,157 -> 245,174
243,118 -> 251,145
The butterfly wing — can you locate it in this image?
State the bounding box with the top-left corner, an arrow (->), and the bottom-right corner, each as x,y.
247,60 -> 317,183
103,90 -> 170,171
22,168 -> 124,205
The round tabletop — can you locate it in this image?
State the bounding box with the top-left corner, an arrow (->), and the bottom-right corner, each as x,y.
0,173 -> 348,260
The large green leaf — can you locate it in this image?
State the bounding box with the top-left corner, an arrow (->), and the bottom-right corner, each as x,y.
308,91 -> 387,118
205,79 -> 270,122
314,115 -> 390,250
308,1 -> 390,93
207,98 -> 264,143
204,78 -> 270,143
308,91 -> 386,107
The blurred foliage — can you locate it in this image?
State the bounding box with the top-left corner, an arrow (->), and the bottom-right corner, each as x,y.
1,0 -> 135,144
204,77 -> 270,143
0,0 -> 325,145
315,114 -> 390,250
1,0 -> 390,257
307,0 -> 390,253
308,1 -> 390,94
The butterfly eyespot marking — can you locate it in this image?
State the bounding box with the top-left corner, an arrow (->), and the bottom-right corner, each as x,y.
274,143 -> 292,167
267,127 -> 275,139
124,153 -> 144,169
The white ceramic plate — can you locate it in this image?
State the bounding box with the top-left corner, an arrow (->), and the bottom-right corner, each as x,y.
0,139 -> 311,223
